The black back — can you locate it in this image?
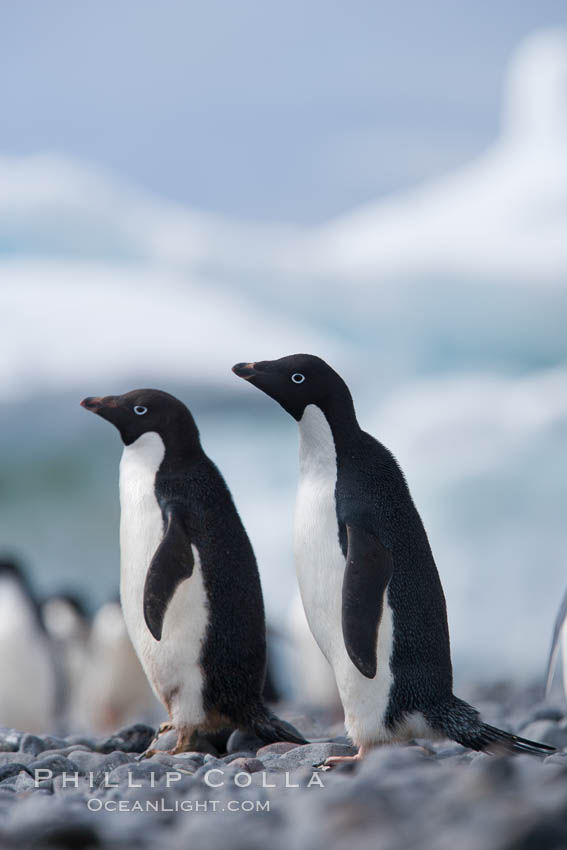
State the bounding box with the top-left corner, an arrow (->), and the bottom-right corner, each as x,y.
154,450 -> 268,723
333,427 -> 453,724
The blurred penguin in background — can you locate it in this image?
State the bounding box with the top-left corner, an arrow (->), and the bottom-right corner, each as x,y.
72,600 -> 161,734
545,591 -> 567,701
41,591 -> 90,731
0,558 -> 56,732
288,591 -> 342,720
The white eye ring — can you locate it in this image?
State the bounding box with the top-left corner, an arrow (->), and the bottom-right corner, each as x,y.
291,373 -> 305,384
133,405 -> 148,415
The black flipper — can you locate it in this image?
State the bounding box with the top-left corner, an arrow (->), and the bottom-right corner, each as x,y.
143,503 -> 194,641
545,588 -> 567,696
341,524 -> 394,679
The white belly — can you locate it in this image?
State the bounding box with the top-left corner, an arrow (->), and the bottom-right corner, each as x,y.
294,405 -> 396,747
119,432 -> 208,730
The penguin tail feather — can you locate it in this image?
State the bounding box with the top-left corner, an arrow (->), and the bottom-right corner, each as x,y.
251,710 -> 309,746
428,697 -> 554,756
454,723 -> 555,756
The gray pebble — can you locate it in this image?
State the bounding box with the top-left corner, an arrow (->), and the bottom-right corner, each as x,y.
96,722 -> 155,754
27,755 -> 79,784
93,751 -> 132,786
227,757 -> 265,774
19,734 -> 46,756
41,735 -> 69,750
226,729 -> 264,753
146,752 -> 203,771
105,761 -> 169,788
66,749 -> 108,775
269,742 -> 356,771
256,742 -> 299,759
0,728 -> 22,752
0,762 -> 31,782
0,752 -> 35,767
14,770 -> 36,792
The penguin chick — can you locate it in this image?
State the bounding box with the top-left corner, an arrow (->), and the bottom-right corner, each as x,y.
81,389 -> 307,756
233,355 -> 553,764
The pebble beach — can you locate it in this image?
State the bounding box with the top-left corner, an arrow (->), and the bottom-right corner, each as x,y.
1,684 -> 566,850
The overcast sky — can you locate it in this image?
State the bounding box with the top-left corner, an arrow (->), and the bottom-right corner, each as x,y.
2,0 -> 566,221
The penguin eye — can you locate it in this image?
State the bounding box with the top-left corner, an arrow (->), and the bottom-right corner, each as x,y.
133,405 -> 148,416
291,373 -> 305,384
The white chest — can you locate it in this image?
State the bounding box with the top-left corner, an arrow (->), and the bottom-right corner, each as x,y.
118,432 -> 208,727
293,405 -> 396,747
294,405 -> 345,664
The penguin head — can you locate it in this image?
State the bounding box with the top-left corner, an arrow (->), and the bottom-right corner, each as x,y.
232,354 -> 352,421
80,389 -> 200,448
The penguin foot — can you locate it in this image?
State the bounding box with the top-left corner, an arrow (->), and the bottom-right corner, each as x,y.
320,747 -> 367,770
164,729 -> 198,756
138,721 -> 175,759
137,748 -> 160,761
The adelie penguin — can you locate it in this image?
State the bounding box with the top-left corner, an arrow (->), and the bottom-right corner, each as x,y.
81,389 -> 306,756
233,355 -> 553,763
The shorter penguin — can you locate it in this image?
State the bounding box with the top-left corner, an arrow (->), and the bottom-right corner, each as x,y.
0,559 -> 56,733
81,389 -> 306,755
545,590 -> 567,700
233,355 -> 553,762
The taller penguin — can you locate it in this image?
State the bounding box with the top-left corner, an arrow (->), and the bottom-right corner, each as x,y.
81,389 -> 305,755
233,355 -> 552,763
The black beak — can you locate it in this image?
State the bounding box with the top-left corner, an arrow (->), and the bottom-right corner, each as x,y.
232,362 -> 257,380
80,396 -> 117,414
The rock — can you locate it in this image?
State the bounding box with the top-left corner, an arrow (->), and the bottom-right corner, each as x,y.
19,734 -> 46,756
144,752 -> 203,771
187,731 -> 222,755
193,757 -> 226,780
0,728 -> 22,752
66,749 -> 108,776
226,729 -> 264,754
93,751 -> 132,786
222,750 -> 258,763
105,761 -> 169,788
357,744 -> 432,775
227,757 -> 264,773
0,752 -> 35,767
41,735 -> 69,750
256,742 -> 300,758
0,763 -> 31,782
277,712 -> 328,739
14,770 -> 36,792
27,755 -> 79,779
96,723 -> 156,754
268,742 -> 356,771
